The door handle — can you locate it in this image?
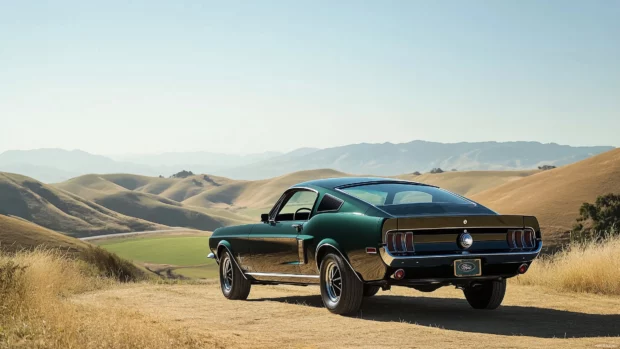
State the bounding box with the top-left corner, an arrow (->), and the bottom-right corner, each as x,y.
292,224 -> 303,232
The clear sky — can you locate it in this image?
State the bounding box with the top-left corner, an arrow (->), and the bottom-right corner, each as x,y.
1,1 -> 618,155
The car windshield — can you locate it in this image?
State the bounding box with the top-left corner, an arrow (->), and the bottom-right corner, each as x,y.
340,182 -> 495,216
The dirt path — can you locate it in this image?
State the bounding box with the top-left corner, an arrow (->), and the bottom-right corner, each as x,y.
72,281 -> 620,349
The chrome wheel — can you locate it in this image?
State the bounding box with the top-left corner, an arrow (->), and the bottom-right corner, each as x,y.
222,257 -> 233,292
324,261 -> 342,303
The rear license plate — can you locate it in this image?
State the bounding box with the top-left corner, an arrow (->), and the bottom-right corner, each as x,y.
454,259 -> 482,277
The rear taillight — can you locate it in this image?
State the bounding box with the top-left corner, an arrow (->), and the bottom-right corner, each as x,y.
386,232 -> 415,253
507,229 -> 536,249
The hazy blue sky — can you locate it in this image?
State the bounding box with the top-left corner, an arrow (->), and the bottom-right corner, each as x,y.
1,1 -> 618,155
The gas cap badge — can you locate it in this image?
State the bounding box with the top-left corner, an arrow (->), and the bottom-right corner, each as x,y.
459,230 -> 473,249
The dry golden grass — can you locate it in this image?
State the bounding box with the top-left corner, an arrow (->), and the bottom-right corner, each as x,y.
517,234 -> 620,295
472,148 -> 620,236
0,249 -> 216,349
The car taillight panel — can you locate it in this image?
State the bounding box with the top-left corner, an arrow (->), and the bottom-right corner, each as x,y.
386,232 -> 415,253
507,229 -> 536,249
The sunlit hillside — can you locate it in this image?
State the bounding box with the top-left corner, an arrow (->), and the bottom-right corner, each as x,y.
0,214 -> 88,253
55,174 -> 252,230
472,148 -> 620,240
398,170 -> 537,197
0,172 -> 162,237
184,169 -> 349,210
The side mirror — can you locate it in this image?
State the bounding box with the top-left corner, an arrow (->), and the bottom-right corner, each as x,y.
261,213 -> 269,223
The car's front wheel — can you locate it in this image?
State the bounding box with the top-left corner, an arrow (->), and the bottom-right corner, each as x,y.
463,279 -> 506,309
219,250 -> 251,300
320,253 -> 363,315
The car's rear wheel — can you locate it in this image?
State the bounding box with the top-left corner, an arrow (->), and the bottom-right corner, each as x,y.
320,253 -> 363,315
363,285 -> 380,297
463,279 -> 506,309
219,250 -> 251,300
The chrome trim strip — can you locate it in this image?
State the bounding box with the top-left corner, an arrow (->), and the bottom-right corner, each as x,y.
314,243 -> 364,282
382,227 -> 543,259
216,242 -> 248,280
245,272 -> 319,279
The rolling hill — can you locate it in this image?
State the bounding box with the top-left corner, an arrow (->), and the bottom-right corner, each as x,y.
471,148 -> 620,240
183,169 -> 350,211
58,169 -> 541,225
397,170 -> 538,197
0,172 -> 163,237
55,174 -> 252,230
0,214 -> 89,253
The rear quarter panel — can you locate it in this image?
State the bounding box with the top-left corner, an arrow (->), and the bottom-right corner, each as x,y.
302,213 -> 388,281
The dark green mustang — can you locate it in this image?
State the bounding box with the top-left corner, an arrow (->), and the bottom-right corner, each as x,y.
208,177 -> 542,315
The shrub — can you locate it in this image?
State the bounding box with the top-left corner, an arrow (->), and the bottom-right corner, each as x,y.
429,168 -> 444,174
572,193 -> 620,241
538,165 -> 556,170
411,171 -> 421,176
170,170 -> 194,178
79,246 -> 147,282
202,175 -> 220,186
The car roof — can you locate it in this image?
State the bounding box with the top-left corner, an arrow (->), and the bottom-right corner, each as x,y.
292,177 -> 435,190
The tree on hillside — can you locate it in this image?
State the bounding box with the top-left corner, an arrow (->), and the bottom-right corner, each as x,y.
170,170 -> 194,179
411,171 -> 421,176
203,175 -> 220,186
538,165 -> 556,171
572,193 -> 620,240
430,168 -> 444,174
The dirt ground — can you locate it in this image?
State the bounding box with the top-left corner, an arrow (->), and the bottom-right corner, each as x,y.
72,281 -> 620,349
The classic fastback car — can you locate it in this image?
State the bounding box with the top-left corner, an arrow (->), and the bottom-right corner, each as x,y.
208,177 -> 542,315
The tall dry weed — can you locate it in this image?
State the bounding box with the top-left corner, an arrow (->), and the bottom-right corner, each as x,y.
517,234 -> 620,295
0,249 -> 215,349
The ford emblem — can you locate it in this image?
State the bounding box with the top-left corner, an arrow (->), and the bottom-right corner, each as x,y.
459,262 -> 475,272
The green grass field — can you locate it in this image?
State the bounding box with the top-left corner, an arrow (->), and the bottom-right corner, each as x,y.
97,235 -> 218,279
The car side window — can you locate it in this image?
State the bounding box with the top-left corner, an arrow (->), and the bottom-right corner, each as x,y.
274,190 -> 318,221
316,194 -> 344,213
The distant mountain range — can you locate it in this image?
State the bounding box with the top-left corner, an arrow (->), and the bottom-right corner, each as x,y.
0,141 -> 614,182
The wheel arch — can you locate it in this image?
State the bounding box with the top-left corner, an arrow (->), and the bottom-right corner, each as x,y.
216,240 -> 248,280
315,239 -> 363,282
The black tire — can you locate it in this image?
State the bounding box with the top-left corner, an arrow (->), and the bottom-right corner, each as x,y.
363,285 -> 380,297
219,251 -> 251,300
463,279 -> 506,310
320,253 -> 364,315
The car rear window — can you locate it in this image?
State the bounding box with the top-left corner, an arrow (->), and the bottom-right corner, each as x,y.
340,182 -> 494,216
